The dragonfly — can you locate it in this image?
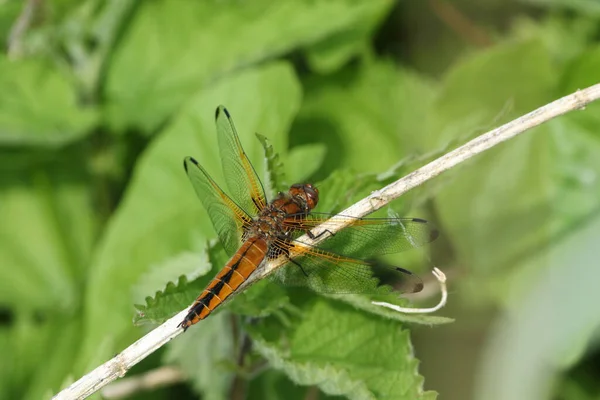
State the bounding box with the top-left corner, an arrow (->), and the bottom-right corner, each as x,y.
179,106 -> 439,330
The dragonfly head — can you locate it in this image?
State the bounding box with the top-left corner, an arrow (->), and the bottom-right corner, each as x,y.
290,183 -> 319,212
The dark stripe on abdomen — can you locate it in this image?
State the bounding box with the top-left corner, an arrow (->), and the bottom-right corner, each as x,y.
179,237 -> 267,330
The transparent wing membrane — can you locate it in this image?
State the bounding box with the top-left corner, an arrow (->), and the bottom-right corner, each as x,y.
271,239 -> 424,295
215,106 -> 267,216
284,213 -> 439,259
183,157 -> 251,255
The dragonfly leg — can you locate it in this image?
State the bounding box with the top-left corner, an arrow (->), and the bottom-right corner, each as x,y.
307,229 -> 336,240
286,254 -> 309,277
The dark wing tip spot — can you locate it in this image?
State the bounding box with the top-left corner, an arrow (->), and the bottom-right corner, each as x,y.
183,156 -> 199,172
394,267 -> 424,293
430,228 -> 440,242
217,105 -> 231,118
410,218 -> 439,243
413,282 -> 424,293
395,266 -> 413,275
215,105 -> 231,119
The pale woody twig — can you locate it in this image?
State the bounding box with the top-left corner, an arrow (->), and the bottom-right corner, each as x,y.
52,83 -> 600,400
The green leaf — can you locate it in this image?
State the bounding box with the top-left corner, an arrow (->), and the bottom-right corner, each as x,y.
247,298 -> 436,400
135,238 -> 298,327
78,62 -> 301,370
104,0 -> 395,132
303,1 -> 393,74
133,244 -> 228,325
248,369 -> 314,400
134,276 -> 201,325
293,61 -> 437,179
432,39 -> 555,148
226,279 -> 294,321
0,315 -> 82,400
164,312 -> 235,400
257,133 -> 288,196
131,249 -> 213,306
0,56 -> 98,146
0,149 -> 97,312
286,143 -> 327,184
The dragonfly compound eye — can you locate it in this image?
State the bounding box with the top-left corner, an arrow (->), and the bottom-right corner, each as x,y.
303,184 -> 319,209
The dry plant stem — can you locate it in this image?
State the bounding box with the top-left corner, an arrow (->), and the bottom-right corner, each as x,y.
52,83 -> 600,400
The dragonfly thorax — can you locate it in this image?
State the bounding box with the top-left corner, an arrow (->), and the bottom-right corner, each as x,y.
247,184 -> 319,241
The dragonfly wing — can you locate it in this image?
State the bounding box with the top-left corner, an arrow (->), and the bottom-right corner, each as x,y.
271,240 -> 424,295
215,106 -> 268,216
284,214 -> 439,259
184,156 -> 252,255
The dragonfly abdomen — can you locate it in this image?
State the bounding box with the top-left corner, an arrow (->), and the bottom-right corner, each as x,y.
179,237 -> 268,330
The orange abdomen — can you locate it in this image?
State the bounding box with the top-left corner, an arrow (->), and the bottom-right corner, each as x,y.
180,237 -> 267,329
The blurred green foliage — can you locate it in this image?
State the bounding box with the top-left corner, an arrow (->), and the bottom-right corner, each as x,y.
2,0 -> 600,399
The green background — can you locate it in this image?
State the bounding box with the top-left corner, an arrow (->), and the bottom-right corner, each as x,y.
2,0 -> 600,399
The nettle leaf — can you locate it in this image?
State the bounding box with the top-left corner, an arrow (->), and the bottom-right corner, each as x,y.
104,0 -> 395,132
248,369 -> 311,400
133,276 -> 196,325
256,133 -> 328,195
292,61 -> 437,179
257,133 -> 288,196
0,56 -> 98,146
431,39 -> 555,148
131,248 -> 213,306
247,298 -> 436,400
0,149 -> 97,312
303,1 -> 394,73
135,255 -> 293,325
79,62 -> 301,369
0,146 -> 98,399
226,279 -> 294,321
0,315 -> 83,400
134,243 -> 228,325
286,143 -> 327,185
